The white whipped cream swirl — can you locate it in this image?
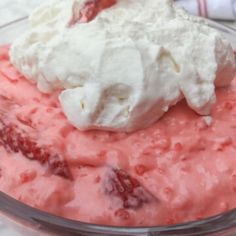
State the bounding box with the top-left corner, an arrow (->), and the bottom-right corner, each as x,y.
10,0 -> 236,132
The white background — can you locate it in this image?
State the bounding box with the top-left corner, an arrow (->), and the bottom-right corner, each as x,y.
0,0 -> 44,26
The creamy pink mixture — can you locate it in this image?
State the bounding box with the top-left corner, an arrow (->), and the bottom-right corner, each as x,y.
1,45 -> 236,226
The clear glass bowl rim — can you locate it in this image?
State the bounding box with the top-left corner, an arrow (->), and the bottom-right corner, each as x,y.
2,191 -> 236,235
1,18 -> 236,236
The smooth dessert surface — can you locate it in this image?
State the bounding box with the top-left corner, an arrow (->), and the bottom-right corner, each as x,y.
1,45 -> 236,226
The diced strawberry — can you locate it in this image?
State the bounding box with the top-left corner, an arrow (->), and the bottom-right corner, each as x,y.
104,168 -> 155,209
19,169 -> 37,183
114,208 -> 130,220
134,164 -> 148,176
68,0 -> 117,26
16,114 -> 33,128
0,119 -> 72,179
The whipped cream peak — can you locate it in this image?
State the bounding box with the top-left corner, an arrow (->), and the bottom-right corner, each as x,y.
10,0 -> 236,132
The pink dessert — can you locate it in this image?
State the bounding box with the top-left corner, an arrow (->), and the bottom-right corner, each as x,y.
1,43 -> 236,226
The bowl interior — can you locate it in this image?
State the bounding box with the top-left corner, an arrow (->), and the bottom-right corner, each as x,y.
1,18 -> 236,236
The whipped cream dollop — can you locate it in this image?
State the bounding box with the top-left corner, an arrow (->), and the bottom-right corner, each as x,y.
10,0 -> 236,132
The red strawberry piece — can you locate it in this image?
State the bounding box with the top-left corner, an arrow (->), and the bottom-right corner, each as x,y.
104,168 -> 155,209
16,114 -> 33,128
19,169 -> 37,183
114,208 -> 130,220
68,0 -> 117,26
0,119 -> 72,180
134,164 -> 148,176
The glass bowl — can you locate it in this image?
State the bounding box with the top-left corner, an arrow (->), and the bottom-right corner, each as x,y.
1,18 -> 236,236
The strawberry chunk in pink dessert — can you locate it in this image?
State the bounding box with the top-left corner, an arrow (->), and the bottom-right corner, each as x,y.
0,110 -> 72,179
104,168 -> 158,209
68,0 -> 117,26
1,45 -> 236,226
